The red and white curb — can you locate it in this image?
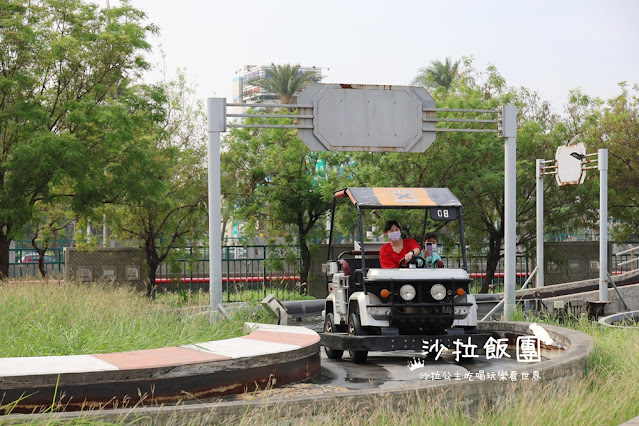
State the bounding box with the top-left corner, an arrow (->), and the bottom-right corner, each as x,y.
0,323 -> 321,412
0,324 -> 318,377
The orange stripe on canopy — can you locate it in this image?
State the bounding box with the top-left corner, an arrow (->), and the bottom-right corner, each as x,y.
371,188 -> 435,206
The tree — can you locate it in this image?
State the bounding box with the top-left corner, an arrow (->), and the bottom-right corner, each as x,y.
222,63 -> 325,288
25,190 -> 76,277
421,63 -> 601,292
582,83 -> 639,239
0,0 -> 156,278
255,63 -> 318,104
105,73 -> 208,296
221,112 -> 338,288
412,57 -> 461,90
425,67 -> 598,292
335,60 -> 592,293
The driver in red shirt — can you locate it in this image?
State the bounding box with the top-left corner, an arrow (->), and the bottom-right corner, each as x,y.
379,220 -> 420,268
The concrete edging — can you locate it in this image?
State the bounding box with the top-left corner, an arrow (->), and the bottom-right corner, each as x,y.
598,310 -> 639,328
0,323 -> 320,414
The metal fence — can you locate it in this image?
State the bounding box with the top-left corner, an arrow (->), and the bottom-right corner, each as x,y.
7,241 -> 639,298
8,246 -> 65,279
613,245 -> 639,275
153,245 -> 302,302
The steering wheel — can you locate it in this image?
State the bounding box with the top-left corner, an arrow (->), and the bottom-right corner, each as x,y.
398,255 -> 425,268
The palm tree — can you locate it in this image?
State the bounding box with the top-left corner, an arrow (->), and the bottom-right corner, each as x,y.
412,57 -> 460,90
255,63 -> 319,105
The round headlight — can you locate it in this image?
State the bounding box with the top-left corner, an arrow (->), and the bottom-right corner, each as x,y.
430,284 -> 447,301
399,284 -> 416,301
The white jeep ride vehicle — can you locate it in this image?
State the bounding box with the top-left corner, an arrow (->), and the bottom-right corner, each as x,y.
321,187 -> 487,363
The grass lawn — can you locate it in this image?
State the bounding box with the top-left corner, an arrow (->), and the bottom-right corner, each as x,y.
0,280 -> 275,358
2,280 -> 636,425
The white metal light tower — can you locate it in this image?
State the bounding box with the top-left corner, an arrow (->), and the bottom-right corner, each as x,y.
499,105 -> 518,320
537,143 -> 608,301
207,98 -> 225,321
536,159 -> 546,288
598,149 -> 608,302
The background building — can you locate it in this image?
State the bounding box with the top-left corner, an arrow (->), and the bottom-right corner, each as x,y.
232,65 -> 323,105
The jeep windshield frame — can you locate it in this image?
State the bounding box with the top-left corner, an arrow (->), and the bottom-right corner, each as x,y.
328,187 -> 468,286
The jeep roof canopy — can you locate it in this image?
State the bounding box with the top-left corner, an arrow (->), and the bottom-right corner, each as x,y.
334,187 -> 462,209
328,187 -> 468,271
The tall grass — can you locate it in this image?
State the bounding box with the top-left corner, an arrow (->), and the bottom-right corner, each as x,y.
153,287 -> 314,307
461,318 -> 639,425
226,288 -> 315,303
0,280 -> 274,358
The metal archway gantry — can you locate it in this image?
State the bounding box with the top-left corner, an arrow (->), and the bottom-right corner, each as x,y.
207,83 -> 517,320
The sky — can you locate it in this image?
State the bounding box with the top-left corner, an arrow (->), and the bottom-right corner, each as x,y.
118,0 -> 639,113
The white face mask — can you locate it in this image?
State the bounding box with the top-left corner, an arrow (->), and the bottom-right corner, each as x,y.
388,230 -> 401,241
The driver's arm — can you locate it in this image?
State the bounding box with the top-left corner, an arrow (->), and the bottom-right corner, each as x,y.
404,247 -> 420,261
404,239 -> 421,261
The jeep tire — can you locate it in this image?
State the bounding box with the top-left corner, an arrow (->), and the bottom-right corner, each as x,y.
348,312 -> 368,364
323,313 -> 344,360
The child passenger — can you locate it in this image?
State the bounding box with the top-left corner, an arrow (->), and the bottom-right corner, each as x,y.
421,232 -> 445,268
